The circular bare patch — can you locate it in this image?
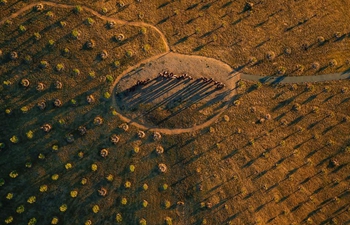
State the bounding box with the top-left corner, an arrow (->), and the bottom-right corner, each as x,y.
112,53 -> 238,131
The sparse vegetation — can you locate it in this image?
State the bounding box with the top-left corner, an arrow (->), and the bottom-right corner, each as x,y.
0,2 -> 349,225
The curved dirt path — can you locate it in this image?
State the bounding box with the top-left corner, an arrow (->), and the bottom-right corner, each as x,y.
3,2 -> 349,135
0,1 -> 170,52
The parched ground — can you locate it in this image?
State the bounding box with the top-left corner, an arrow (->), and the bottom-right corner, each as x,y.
3,0 -> 350,76
113,52 -> 239,130
0,1 -> 350,225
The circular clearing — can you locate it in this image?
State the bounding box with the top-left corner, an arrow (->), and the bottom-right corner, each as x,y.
112,52 -> 239,131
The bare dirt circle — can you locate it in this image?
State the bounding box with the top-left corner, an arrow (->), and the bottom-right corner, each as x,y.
112,52 -> 239,131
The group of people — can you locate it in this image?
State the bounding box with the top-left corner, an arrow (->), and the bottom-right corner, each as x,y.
158,70 -> 193,80
125,70 -> 226,93
198,77 -> 226,89
158,70 -> 225,89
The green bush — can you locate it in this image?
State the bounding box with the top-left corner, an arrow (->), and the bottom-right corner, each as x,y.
59,204 -> 67,212
16,205 -> 25,214
74,5 -> 83,13
139,218 -> 147,225
9,170 -> 18,178
19,25 -> 26,33
28,218 -> 37,225
116,213 -> 123,222
5,216 -> 13,224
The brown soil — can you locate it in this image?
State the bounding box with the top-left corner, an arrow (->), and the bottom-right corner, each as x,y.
0,2 -> 349,225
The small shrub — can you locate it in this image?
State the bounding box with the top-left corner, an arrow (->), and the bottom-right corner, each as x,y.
86,17 -> 95,25
26,130 -> 34,139
46,11 -> 54,19
39,185 -> 48,192
65,163 -> 72,170
48,39 -> 55,47
74,5 -> 83,13
164,217 -> 173,225
40,60 -> 49,69
51,174 -> 59,180
6,192 -> 13,200
143,44 -> 151,52
51,217 -> 59,224
121,197 -> 127,205
311,62 -> 320,71
38,153 -> 45,159
60,21 -> 67,27
92,205 -> 99,213
59,204 -> 67,212
104,92 -> 111,99
89,71 -> 96,79
295,64 -> 304,74
139,27 -> 147,34
114,60 -> 121,68
334,32 -> 342,38
248,56 -> 257,65
71,29 -> 81,39
25,162 -> 32,168
139,218 -> 147,225
5,216 -> 13,224
28,218 -> 37,225
16,205 -> 25,214
106,174 -> 114,181
164,200 -> 171,209
116,213 -> 123,222
114,34 -> 124,42
317,36 -> 325,43
81,178 -> 87,185
52,145 -> 59,151
56,63 -> 64,72
19,25 -> 26,33
91,163 -> 98,171
129,165 -> 135,172
142,183 -> 148,190
21,106 -> 29,113
33,32 -> 41,40
126,50 -> 133,57
142,200 -> 148,208
9,170 -> 18,178
293,103 -> 301,111
72,68 -> 80,76
277,66 -> 286,75
5,19 -> 12,26
24,55 -> 32,64
27,196 -> 36,204
162,183 -> 168,191
10,135 -> 19,143
124,181 -> 131,188
106,74 -> 113,82
0,178 -> 5,186
305,83 -> 315,92
101,7 -> 108,14
265,51 -> 275,60
329,59 -> 337,67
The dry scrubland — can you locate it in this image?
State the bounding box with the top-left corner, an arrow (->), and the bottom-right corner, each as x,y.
0,1 -> 350,225
3,0 -> 350,76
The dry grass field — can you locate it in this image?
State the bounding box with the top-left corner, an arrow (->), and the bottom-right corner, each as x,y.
3,0 -> 350,76
0,1 -> 350,225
